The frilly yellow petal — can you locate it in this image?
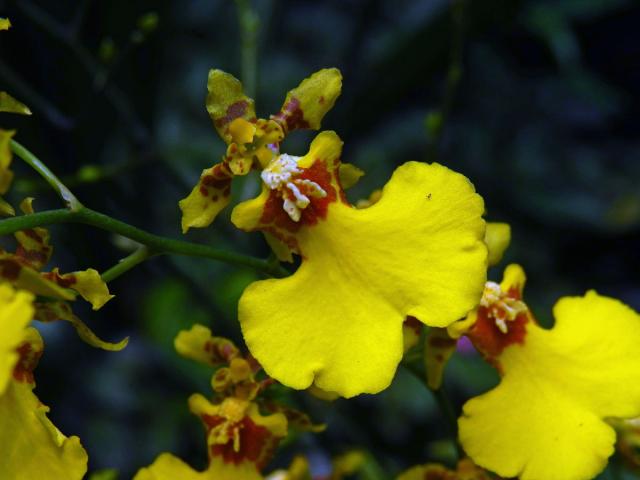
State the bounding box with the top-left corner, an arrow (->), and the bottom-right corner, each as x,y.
1,328 -> 88,479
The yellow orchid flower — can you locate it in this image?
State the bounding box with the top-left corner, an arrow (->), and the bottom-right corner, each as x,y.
135,325 -> 291,480
0,283 -> 88,479
232,130 -> 487,397
457,264 -> 640,480
179,68 -> 342,233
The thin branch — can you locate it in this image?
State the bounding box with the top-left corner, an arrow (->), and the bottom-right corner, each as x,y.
10,140 -> 83,210
100,246 -> 150,283
0,207 -> 289,278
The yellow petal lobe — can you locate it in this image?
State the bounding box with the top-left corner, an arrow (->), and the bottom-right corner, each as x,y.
0,92 -> 32,115
43,268 -> 114,310
0,129 -> 16,194
206,70 -> 256,143
272,68 -> 342,132
0,283 -> 34,394
485,222 -> 510,266
179,162 -> 233,232
0,18 -> 10,30
174,324 -> 240,366
338,163 -> 364,190
459,291 -> 640,480
1,328 -> 88,479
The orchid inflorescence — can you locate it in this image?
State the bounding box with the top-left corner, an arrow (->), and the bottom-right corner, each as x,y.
1,14 -> 639,480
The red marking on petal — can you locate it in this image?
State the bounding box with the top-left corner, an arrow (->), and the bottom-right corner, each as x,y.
467,307 -> 529,367
0,259 -> 21,281
15,248 -> 50,268
403,316 -> 423,336
203,414 -> 277,470
215,100 -> 251,129
23,229 -> 44,243
12,342 -> 42,384
429,335 -> 457,349
43,271 -> 77,288
272,97 -> 310,132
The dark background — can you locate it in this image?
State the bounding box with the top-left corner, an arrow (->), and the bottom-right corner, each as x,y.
1,0 -> 639,478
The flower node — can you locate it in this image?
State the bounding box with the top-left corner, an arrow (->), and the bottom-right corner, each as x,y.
480,281 -> 528,334
261,154 -> 327,222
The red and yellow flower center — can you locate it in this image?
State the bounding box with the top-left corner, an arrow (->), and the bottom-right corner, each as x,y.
467,281 -> 530,363
261,154 -> 328,222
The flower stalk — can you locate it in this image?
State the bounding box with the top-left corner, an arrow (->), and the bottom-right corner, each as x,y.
0,207 -> 289,278
10,140 -> 83,211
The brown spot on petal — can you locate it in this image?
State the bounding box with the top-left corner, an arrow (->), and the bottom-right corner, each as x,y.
403,316 -> 423,336
467,307 -> 529,369
203,414 -> 277,470
43,270 -> 77,288
272,97 -> 310,132
12,342 -> 42,384
0,258 -> 21,281
215,100 -> 250,129
429,335 -> 457,349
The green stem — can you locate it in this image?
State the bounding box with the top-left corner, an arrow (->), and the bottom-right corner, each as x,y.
234,0 -> 259,98
0,207 -> 289,278
402,361 -> 463,460
101,246 -> 150,283
426,0 -> 467,163
431,386 -> 463,459
10,140 -> 83,210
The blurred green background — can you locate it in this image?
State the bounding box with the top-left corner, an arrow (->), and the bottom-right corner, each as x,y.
1,0 -> 639,478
